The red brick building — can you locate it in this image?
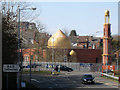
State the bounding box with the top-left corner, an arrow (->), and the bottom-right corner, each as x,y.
72,49 -> 102,63
22,48 -> 46,62
22,30 -> 102,64
77,36 -> 92,48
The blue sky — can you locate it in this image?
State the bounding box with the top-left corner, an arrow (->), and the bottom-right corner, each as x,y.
29,2 -> 118,37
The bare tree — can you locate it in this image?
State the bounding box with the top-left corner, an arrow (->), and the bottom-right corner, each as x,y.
35,21 -> 46,32
63,28 -> 69,36
1,2 -> 41,27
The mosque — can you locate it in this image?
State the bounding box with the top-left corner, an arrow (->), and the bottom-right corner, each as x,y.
22,10 -> 113,65
46,29 -> 102,63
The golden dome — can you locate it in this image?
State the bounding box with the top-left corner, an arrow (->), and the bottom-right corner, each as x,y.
47,29 -> 71,48
105,10 -> 109,16
69,50 -> 76,56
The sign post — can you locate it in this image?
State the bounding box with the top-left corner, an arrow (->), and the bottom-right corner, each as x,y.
6,73 -> 8,90
21,82 -> 26,88
3,64 -> 21,89
3,64 -> 21,73
64,55 -> 68,62
64,55 -> 68,66
102,65 -> 115,76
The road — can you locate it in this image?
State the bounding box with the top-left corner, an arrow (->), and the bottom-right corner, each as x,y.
22,71 -> 119,89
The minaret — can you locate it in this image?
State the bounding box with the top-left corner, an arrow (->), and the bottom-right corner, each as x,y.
102,10 -> 112,65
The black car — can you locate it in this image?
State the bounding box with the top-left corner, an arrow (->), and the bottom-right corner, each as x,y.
54,65 -> 73,72
25,64 -> 41,68
81,74 -> 95,84
103,69 -> 113,74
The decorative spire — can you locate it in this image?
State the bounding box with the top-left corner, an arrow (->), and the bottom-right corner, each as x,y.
105,10 -> 109,17
105,10 -> 110,24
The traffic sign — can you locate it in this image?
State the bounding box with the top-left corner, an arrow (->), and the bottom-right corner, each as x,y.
102,65 -> 115,70
64,55 -> 68,62
3,64 -> 21,72
21,82 -> 26,88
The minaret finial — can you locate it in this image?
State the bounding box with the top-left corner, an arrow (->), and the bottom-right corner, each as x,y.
105,10 -> 110,24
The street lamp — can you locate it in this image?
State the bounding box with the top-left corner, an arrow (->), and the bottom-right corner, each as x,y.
116,53 -> 120,71
20,7 -> 36,10
51,37 -> 54,74
29,38 -> 34,88
17,7 -> 36,89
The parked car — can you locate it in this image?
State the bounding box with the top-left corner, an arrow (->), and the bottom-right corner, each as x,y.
54,65 -> 73,72
81,74 -> 95,84
46,64 -> 54,68
25,64 -> 41,68
103,69 -> 113,74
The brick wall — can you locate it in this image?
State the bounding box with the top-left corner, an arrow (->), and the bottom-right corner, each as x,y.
22,48 -> 46,62
73,49 -> 102,63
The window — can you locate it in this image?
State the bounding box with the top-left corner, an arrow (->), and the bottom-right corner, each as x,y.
35,55 -> 38,61
24,56 -> 29,61
83,75 -> 92,78
29,25 -> 32,29
96,58 -> 99,63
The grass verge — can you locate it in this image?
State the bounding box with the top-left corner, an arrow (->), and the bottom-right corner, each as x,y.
22,70 -> 61,75
101,75 -> 119,83
23,70 -> 51,75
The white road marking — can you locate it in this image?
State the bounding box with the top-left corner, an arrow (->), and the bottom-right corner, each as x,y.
52,79 -> 56,81
31,78 -> 40,83
72,81 -> 76,83
49,87 -> 53,89
55,84 -> 58,86
66,77 -> 70,80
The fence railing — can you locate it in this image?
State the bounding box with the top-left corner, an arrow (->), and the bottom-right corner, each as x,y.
100,72 -> 119,80
22,61 -> 102,72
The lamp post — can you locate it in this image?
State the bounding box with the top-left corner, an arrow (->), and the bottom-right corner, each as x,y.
29,38 -> 32,88
116,53 -> 120,71
52,37 -> 54,74
17,7 -> 36,89
17,8 -> 20,90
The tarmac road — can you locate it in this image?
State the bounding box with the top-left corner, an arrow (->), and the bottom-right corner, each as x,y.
22,71 -> 119,89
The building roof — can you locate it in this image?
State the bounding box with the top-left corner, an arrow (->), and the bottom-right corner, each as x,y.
69,36 -> 78,44
77,36 -> 93,43
47,29 -> 71,48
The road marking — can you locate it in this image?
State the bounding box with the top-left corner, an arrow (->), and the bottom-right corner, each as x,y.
72,81 -> 76,83
50,79 -> 56,81
49,87 -> 53,89
55,84 -> 58,86
52,79 -> 56,81
31,78 -> 40,83
66,77 -> 70,80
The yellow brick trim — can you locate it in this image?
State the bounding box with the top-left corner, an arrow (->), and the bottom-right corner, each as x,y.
103,37 -> 112,39
102,54 -> 111,56
104,23 -> 111,25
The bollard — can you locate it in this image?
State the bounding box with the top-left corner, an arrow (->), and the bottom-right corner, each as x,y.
119,77 -> 120,83
51,69 -> 55,75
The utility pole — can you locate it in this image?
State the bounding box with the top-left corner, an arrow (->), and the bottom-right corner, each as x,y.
17,8 -> 20,90
29,38 -> 34,88
52,37 -> 54,73
30,42 -> 31,88
17,7 -> 36,89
